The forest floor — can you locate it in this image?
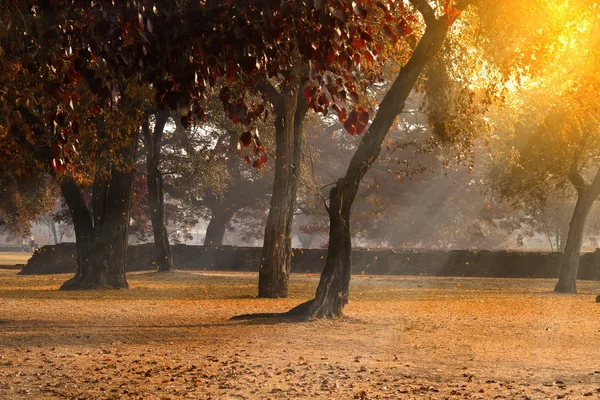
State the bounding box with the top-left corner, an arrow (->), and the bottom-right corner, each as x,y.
0,268 -> 599,399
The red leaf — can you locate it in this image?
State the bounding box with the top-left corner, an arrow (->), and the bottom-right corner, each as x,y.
375,2 -> 388,12
356,111 -> 369,135
51,158 -> 66,173
227,62 -> 238,81
56,112 -> 66,125
344,110 -> 358,135
252,159 -> 264,169
327,50 -> 337,65
382,25 -> 399,43
398,19 -> 413,36
197,107 -> 206,122
337,106 -> 347,123
364,50 -> 375,63
51,143 -> 60,157
240,131 -> 252,147
244,155 -> 251,164
318,94 -> 329,107
444,0 -> 462,25
352,38 -> 367,49
303,86 -> 314,103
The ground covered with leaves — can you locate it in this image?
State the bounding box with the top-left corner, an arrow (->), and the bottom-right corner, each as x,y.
0,267 -> 599,399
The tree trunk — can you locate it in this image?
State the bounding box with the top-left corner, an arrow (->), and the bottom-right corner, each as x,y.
307,184 -> 354,317
559,225 -> 568,252
258,65 -> 309,298
143,111 -> 174,272
60,139 -> 138,290
547,234 -> 554,252
295,16 -> 451,318
204,208 -> 236,246
57,176 -> 94,288
49,221 -> 59,244
554,168 -> 600,293
298,233 -> 314,249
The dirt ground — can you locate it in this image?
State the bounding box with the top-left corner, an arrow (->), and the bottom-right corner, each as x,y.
0,268 -> 599,400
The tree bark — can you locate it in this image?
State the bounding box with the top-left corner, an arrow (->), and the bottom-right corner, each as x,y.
307,184 -> 353,317
293,12 -> 453,318
554,167 -> 600,293
57,176 -> 94,288
59,139 -> 138,290
143,111 -> 174,272
204,207 -> 237,246
258,64 -> 309,298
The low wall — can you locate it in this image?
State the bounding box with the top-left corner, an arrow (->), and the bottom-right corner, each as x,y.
19,243 -> 600,280
0,246 -> 26,252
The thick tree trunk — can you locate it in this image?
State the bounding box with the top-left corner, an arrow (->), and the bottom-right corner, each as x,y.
306,185 -> 353,318
57,176 -> 94,288
143,111 -> 174,272
554,168 -> 600,293
258,66 -> 309,298
60,139 -> 138,290
204,207 -> 236,246
295,16 -> 452,318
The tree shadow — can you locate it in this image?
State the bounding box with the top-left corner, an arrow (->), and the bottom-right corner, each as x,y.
229,299 -> 313,323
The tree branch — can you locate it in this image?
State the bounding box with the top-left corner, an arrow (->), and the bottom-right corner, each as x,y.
410,0 -> 472,26
567,160 -> 587,191
588,166 -> 600,198
409,0 -> 436,25
456,0 -> 473,11
308,150 -> 330,214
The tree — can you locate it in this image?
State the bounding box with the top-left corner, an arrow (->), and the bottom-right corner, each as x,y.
2,0 -> 409,292
258,68 -> 309,297
278,0 -> 600,316
485,2 -> 600,292
281,0 -> 473,318
490,96 -> 600,293
142,110 -> 174,272
203,167 -> 271,246
0,174 -> 57,238
0,1 -> 155,289
299,95 -> 508,250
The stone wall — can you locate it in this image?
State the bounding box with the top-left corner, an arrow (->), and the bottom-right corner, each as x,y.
19,243 -> 600,280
